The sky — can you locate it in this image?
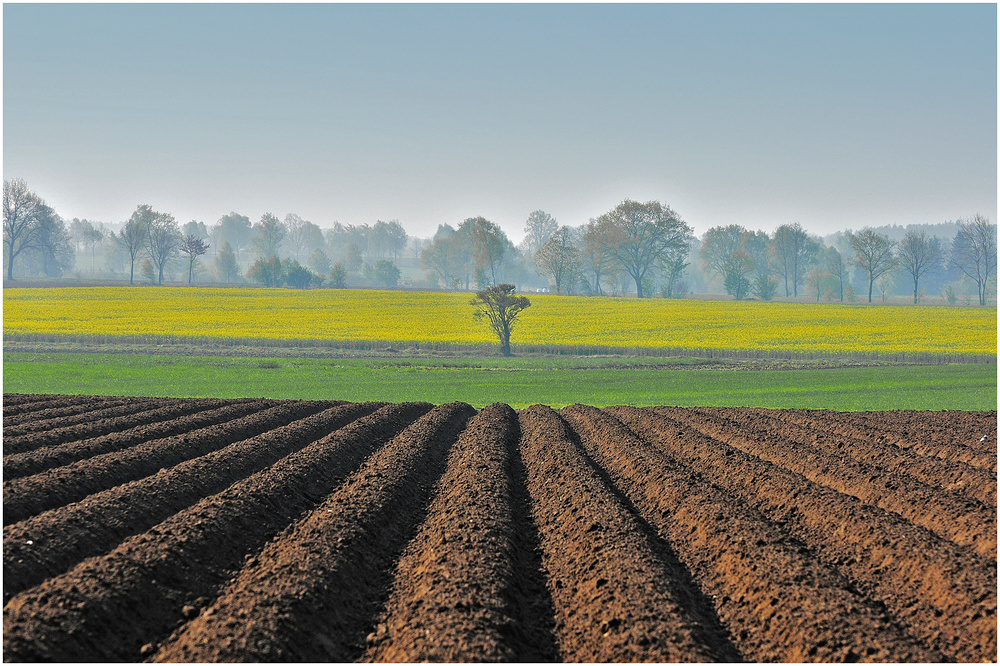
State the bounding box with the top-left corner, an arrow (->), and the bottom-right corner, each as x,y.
3,3 -> 997,243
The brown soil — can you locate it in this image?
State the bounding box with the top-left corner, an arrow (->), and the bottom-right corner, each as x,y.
656,406 -> 997,561
3,399 -> 260,480
3,394 -> 995,663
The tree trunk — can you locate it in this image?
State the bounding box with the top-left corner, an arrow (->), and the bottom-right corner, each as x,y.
868,277 -> 874,303
129,259 -> 135,285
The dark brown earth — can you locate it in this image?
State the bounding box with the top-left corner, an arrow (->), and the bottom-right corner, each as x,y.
2,395 -> 996,662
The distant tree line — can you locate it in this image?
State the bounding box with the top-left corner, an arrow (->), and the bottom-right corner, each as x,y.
4,178 -> 996,305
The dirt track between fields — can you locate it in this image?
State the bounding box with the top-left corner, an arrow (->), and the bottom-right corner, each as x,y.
2,394 -> 996,662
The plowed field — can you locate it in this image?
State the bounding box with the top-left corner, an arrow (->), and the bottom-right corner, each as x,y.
3,394 -> 996,662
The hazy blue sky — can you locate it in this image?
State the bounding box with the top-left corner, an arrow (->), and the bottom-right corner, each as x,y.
4,3 -> 996,241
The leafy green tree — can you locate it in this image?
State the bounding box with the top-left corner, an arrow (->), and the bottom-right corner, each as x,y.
251,213 -> 286,259
246,255 -> 284,287
599,199 -> 692,298
372,259 -> 401,288
307,248 -> 331,276
421,225 -> 463,288
460,217 -> 508,287
215,241 -> 240,283
849,228 -> 896,303
329,261 -> 348,288
282,258 -> 314,289
753,274 -> 778,301
700,225 -> 756,300
470,283 -> 531,357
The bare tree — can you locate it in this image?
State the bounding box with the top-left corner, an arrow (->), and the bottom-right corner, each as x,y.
180,235 -> 210,284
521,210 -> 558,256
117,206 -> 155,285
849,228 -> 896,303
3,178 -> 45,280
145,211 -> 182,285
470,283 -> 531,357
534,226 -> 580,294
600,199 -> 692,298
824,246 -> 848,302
897,230 -> 944,304
581,218 -> 613,296
950,214 -> 997,306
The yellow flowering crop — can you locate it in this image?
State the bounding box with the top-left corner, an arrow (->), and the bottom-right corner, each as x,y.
3,287 -> 996,356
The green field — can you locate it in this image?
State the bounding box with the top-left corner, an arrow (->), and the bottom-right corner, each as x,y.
4,352 -> 995,410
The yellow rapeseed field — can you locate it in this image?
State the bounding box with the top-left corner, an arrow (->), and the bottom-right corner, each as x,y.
3,286 -> 996,356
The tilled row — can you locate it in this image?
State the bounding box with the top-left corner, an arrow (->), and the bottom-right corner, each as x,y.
3,399 -> 266,481
609,406 -> 997,662
363,404 -> 556,662
2,400 -> 329,524
3,401 -> 384,601
780,408 -> 998,472
3,398 -> 220,456
700,406 -> 997,507
2,394 -> 115,418
659,406 -> 998,561
3,398 -> 994,662
560,405 -> 939,662
2,398 -> 177,448
2,396 -> 136,429
3,402 -> 432,661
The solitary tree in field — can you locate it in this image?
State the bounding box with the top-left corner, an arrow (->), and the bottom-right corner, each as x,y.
470,283 -> 531,357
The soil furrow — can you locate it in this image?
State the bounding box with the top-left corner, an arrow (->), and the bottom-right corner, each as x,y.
3,399 -> 262,481
657,406 -> 998,561
363,404 -> 555,662
2,393 -> 67,411
608,405 -> 997,662
2,400 -> 325,525
2,399 -> 200,456
2,394 -> 109,418
2,401 -> 379,601
2,402 -> 431,662
517,405 -> 737,663
2,397 -> 135,428
706,406 -> 997,507
838,410 -> 998,459
151,402 -> 473,663
560,404 -> 942,662
775,408 -> 997,472
3,398 -> 169,441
